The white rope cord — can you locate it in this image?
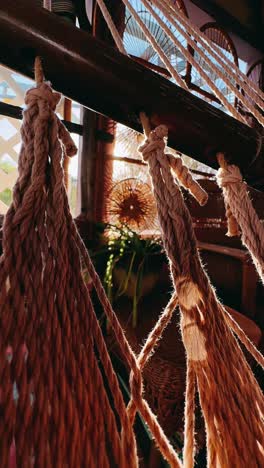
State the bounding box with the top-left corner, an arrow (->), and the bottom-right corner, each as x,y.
151,0 -> 264,126
96,0 -> 127,54
120,0 -> 189,91
163,0 -> 264,109
96,0 -> 264,126
162,0 -> 264,114
140,0 -> 247,124
43,0 -> 52,10
159,0 -> 264,117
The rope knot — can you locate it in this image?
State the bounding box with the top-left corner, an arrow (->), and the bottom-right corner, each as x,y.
217,165 -> 243,188
138,125 -> 168,162
25,82 -> 61,111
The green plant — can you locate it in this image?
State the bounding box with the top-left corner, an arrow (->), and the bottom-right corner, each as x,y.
0,188 -> 12,206
96,224 -> 164,327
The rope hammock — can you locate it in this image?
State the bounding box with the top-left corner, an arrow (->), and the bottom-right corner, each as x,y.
0,68 -> 264,466
0,1 -> 264,467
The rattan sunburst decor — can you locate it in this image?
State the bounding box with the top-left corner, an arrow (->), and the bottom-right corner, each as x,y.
108,178 -> 157,231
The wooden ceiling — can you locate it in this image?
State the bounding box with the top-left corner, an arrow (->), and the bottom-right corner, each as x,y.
191,0 -> 264,53
211,0 -> 263,29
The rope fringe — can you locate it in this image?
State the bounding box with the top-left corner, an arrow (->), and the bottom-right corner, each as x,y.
217,154 -> 264,283
0,49 -> 264,467
138,124 -> 264,467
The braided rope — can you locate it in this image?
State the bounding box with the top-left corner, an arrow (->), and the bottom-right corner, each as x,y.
183,361 -> 196,468
223,307 -> 264,369
138,123 -> 264,467
167,153 -> 208,206
1,51 -> 264,468
217,155 -> 264,284
0,65 -> 141,467
74,233 -> 183,467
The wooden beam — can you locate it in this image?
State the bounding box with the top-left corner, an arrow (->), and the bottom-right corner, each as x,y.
0,0 -> 263,188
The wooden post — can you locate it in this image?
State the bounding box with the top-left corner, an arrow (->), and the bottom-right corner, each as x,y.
92,0 -> 126,223
76,107 -> 98,240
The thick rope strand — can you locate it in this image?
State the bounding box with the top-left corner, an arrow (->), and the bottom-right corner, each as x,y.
217,155 -> 264,283
138,123 -> 264,467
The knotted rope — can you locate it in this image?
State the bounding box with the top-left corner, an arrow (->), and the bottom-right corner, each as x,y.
0,64 -> 139,467
138,123 -> 264,467
0,65 -> 188,467
1,56 -> 263,468
215,154 -> 240,237
217,153 -> 264,284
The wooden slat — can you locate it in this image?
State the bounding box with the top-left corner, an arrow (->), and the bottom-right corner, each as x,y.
0,101 -> 83,135
0,0 -> 263,188
197,241 -> 248,261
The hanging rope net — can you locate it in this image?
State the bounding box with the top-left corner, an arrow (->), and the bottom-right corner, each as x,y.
137,123 -> 264,467
0,62 -> 188,468
1,63 -> 264,465
1,1 -> 264,466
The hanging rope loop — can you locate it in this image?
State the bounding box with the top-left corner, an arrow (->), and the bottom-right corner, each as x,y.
139,125 -> 168,161
217,154 -> 264,280
139,121 -> 208,206
25,83 -> 61,110
138,123 -> 264,467
217,153 -> 243,187
217,164 -> 243,187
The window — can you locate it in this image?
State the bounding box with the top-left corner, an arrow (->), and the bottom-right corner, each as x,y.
108,122 -> 215,233
0,65 -> 81,215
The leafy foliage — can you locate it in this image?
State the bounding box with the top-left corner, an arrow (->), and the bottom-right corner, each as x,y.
0,188 -> 12,206
93,223 -> 165,327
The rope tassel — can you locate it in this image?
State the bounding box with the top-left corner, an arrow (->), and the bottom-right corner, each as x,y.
1,54 -> 263,466
0,65 -> 139,468
0,67 -> 185,468
217,153 -> 264,283
138,124 -> 264,468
